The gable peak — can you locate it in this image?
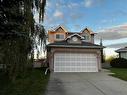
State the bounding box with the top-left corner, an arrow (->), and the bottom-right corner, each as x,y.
80,27 -> 95,34
54,25 -> 68,32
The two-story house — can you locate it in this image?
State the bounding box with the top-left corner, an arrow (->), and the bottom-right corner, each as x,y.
47,25 -> 103,72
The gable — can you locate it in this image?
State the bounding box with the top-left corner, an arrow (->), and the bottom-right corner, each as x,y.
81,30 -> 90,35
69,36 -> 81,44
55,27 -> 65,32
66,34 -> 83,44
81,28 -> 90,34
54,26 -> 67,32
81,28 -> 95,35
80,30 -> 91,41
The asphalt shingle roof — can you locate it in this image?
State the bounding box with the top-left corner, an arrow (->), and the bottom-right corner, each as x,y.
47,40 -> 104,49
116,47 -> 127,52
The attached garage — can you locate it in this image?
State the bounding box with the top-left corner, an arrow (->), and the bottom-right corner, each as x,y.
54,53 -> 98,72
47,34 -> 104,72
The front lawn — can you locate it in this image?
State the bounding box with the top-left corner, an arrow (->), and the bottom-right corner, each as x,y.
0,68 -> 50,95
109,68 -> 127,81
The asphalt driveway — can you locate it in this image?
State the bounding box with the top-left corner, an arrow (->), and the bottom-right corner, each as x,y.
44,70 -> 127,95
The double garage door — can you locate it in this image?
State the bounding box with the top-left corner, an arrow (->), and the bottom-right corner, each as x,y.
54,53 -> 98,72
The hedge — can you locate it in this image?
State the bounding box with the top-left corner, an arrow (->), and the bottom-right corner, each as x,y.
110,58 -> 127,68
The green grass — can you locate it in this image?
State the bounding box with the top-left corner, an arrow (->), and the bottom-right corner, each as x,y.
0,68 -> 50,95
109,68 -> 127,81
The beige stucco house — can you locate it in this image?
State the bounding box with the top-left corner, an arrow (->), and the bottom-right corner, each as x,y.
47,25 -> 104,72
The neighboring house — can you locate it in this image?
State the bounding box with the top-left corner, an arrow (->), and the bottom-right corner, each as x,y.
47,25 -> 104,72
116,47 -> 127,59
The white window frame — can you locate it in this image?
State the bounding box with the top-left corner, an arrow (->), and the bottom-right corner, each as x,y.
55,34 -> 65,40
83,35 -> 90,40
121,52 -> 127,59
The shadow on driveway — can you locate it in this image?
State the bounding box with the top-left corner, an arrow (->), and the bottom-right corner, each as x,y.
44,70 -> 127,95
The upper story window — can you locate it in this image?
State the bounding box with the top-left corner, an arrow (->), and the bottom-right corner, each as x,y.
83,35 -> 89,40
55,34 -> 64,40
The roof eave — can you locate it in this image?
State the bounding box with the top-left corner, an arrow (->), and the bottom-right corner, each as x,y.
65,33 -> 84,40
115,50 -> 127,53
47,45 -> 104,49
54,25 -> 68,32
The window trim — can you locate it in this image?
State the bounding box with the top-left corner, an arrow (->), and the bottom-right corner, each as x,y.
55,34 -> 65,40
83,35 -> 90,40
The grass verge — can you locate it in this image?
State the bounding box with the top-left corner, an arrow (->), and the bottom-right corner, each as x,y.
109,68 -> 127,81
0,68 -> 50,95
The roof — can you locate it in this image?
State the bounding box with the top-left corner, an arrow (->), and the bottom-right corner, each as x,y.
116,47 -> 127,53
48,25 -> 96,35
47,40 -> 104,49
65,33 -> 84,40
80,27 -> 96,35
53,25 -> 68,32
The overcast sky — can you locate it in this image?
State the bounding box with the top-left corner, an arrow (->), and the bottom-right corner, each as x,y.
36,0 -> 127,57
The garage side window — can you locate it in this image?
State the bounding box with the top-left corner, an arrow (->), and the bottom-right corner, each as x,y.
55,34 -> 64,40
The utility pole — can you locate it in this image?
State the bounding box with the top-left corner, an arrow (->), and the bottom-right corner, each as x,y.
100,38 -> 104,63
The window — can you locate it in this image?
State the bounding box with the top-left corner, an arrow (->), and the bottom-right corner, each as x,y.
121,52 -> 127,59
83,35 -> 89,40
72,37 -> 78,41
56,34 -> 64,39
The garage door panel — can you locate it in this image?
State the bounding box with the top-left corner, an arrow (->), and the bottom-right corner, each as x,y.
55,67 -> 97,72
54,53 -> 98,72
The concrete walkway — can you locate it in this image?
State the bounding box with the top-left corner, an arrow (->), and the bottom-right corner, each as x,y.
44,70 -> 127,95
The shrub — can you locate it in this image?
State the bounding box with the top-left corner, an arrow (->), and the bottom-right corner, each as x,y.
110,58 -> 127,68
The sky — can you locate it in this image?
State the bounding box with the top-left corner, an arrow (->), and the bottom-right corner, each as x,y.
35,0 -> 127,58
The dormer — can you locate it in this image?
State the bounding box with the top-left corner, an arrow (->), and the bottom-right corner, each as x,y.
48,25 -> 67,43
80,28 -> 96,43
66,34 -> 84,44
